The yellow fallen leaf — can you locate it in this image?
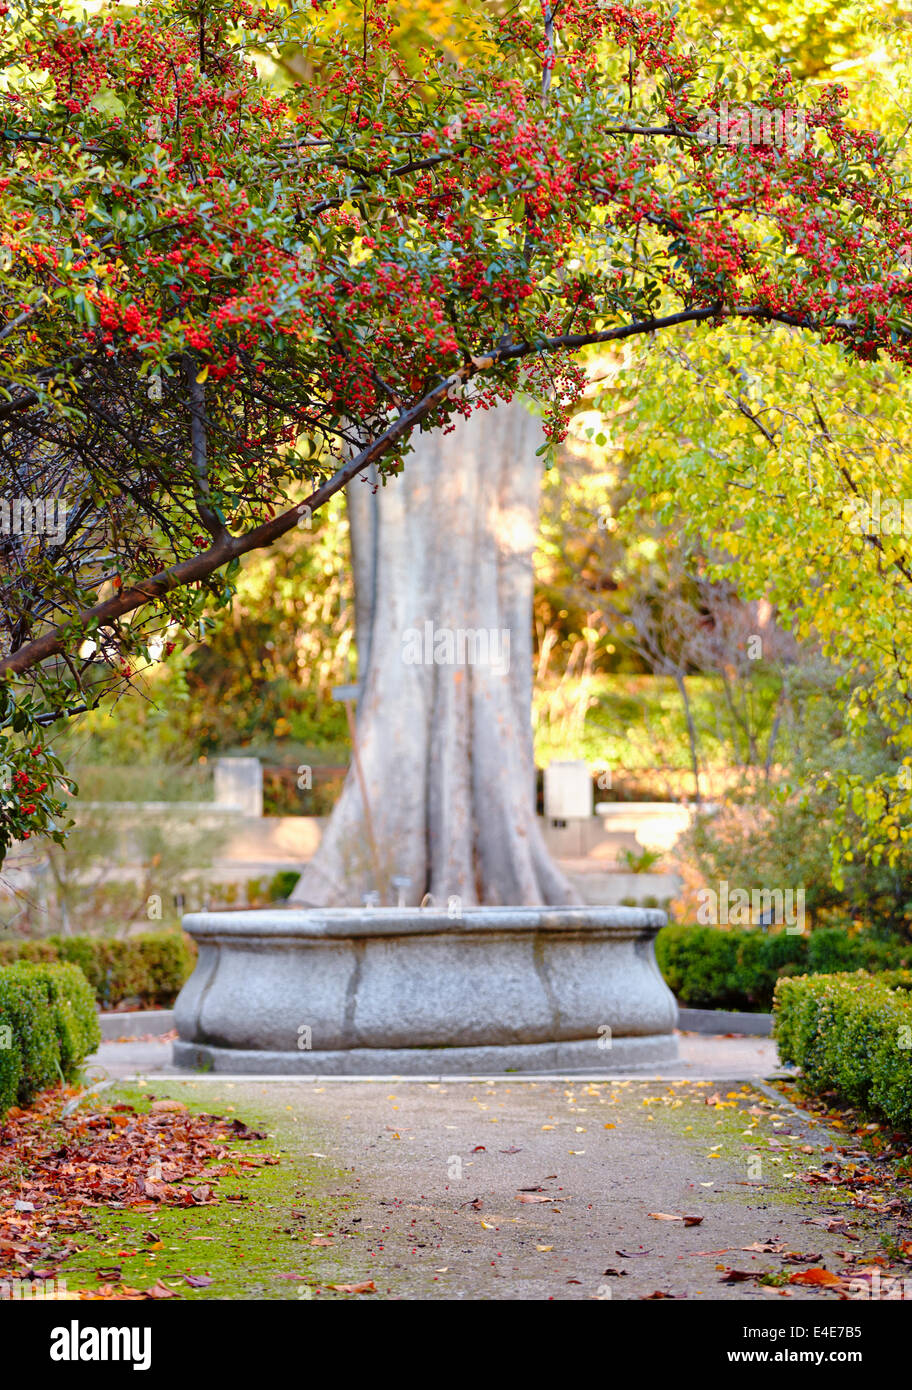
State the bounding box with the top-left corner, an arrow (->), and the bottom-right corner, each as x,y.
541,1124 -> 555,1131
536,1245 -> 553,1252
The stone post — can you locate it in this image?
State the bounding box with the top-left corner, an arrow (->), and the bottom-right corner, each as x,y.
213,757 -> 263,818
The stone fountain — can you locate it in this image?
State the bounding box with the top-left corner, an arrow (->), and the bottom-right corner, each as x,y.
173,904 -> 678,1074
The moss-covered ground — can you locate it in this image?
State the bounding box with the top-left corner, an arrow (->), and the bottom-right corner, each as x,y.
57,1080 -> 362,1300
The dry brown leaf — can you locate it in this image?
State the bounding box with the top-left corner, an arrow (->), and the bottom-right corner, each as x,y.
145,1279 -> 178,1299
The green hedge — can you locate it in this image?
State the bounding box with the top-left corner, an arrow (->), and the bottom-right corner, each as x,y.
774,971 -> 912,1130
0,962 -> 101,1116
0,931 -> 195,1009
655,924 -> 912,1011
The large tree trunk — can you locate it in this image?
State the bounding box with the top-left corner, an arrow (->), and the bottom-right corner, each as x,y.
291,400 -> 580,908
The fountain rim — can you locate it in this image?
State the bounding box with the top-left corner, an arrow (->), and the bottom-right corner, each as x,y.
181,904 -> 667,942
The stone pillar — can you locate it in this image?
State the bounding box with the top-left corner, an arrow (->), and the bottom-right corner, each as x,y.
213,757 -> 263,818
544,760 -> 593,822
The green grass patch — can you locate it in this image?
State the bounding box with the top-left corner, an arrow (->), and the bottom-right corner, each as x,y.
533,672 -> 770,772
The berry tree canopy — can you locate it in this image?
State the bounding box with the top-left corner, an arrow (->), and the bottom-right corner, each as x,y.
1,0 -> 911,857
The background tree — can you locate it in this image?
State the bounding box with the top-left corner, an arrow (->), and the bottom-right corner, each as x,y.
621,314 -> 912,873
292,399 -> 579,906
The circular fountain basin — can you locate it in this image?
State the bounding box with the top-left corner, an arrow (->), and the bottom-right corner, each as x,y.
173,905 -> 678,1075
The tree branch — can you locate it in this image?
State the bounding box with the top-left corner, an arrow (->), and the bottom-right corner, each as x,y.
182,352 -> 228,542
0,301 -> 867,682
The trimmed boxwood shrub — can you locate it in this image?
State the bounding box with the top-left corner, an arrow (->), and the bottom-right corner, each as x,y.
773,971 -> 912,1130
655,925 -> 803,1010
0,930 -> 196,1009
0,962 -> 100,1116
655,924 -> 912,1011
0,967 -> 55,1112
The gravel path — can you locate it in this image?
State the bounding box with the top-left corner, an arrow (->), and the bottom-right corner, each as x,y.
134,1072 -> 905,1301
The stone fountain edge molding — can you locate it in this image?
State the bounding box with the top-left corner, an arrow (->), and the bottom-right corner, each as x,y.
173,906 -> 679,1075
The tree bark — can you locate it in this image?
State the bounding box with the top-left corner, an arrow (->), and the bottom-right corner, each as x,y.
291,399 -> 580,908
